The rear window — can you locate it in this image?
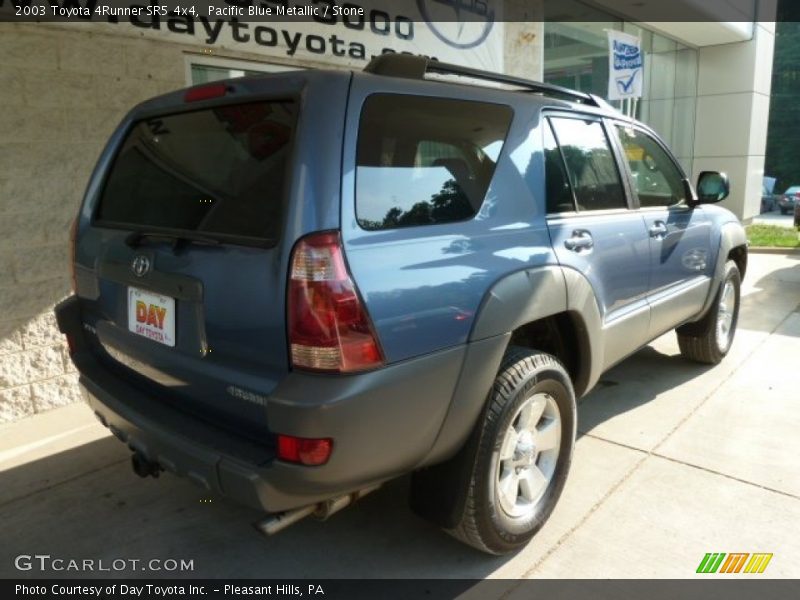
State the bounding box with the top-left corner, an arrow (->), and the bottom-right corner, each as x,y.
96,101 -> 297,243
356,94 -> 513,231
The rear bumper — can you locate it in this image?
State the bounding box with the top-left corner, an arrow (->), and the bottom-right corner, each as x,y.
55,296 -> 468,513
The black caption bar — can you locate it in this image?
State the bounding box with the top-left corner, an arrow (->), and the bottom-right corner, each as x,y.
5,579 -> 800,600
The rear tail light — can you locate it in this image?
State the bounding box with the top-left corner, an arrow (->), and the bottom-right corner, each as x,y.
277,435 -> 333,466
184,83 -> 228,103
288,231 -> 383,372
69,217 -> 78,293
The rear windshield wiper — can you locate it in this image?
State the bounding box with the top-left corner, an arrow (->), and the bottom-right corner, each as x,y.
125,230 -> 221,250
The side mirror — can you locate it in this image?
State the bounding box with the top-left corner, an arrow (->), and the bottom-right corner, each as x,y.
696,171 -> 730,204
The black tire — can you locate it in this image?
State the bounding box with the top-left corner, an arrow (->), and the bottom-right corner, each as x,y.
780,208 -> 789,215
677,260 -> 741,365
444,347 -> 576,555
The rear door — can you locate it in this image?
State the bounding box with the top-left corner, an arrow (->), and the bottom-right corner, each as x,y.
612,123 -> 713,338
74,74 -> 350,440
543,114 -> 652,369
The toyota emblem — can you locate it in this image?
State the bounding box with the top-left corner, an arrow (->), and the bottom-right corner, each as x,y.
131,255 -> 151,277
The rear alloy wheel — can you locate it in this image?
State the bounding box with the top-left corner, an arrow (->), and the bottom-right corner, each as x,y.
496,393 -> 561,518
447,348 -> 576,555
677,260 -> 741,364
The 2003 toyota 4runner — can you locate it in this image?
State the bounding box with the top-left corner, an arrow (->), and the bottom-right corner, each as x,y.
55,55 -> 746,555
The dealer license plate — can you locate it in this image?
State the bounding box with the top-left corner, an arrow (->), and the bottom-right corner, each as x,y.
127,287 -> 176,347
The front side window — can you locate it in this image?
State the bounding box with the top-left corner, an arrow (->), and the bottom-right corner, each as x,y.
616,125 -> 686,207
356,94 -> 513,231
549,117 -> 626,211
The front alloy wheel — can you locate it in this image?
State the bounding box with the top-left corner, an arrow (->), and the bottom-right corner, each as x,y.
677,259 -> 741,364
715,279 -> 736,351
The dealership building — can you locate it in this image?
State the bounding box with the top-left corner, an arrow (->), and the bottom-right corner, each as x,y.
0,0 -> 776,422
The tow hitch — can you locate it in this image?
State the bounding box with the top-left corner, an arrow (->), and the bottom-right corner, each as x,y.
131,452 -> 162,479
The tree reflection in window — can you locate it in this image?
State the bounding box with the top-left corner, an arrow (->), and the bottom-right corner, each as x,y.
361,178 -> 474,230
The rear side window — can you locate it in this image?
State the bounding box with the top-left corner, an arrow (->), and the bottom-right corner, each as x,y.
543,120 -> 575,213
96,101 -> 297,243
549,117 -> 626,211
356,94 -> 513,231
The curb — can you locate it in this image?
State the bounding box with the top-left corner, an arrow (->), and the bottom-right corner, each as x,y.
748,246 -> 800,255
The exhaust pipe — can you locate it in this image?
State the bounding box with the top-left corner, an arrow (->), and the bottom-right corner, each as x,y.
254,484 -> 381,537
254,505 -> 317,536
131,452 -> 162,479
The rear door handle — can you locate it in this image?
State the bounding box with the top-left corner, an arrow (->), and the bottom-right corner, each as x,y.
564,230 -> 594,252
649,221 -> 668,238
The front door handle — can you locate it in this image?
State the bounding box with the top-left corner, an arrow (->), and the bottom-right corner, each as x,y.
649,221 -> 668,239
564,230 -> 594,252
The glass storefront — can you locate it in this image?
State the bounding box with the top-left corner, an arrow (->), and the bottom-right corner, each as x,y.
543,9 -> 698,172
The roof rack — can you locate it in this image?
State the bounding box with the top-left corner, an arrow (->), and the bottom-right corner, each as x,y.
364,54 -> 602,107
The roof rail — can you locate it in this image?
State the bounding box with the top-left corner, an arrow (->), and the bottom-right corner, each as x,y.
364,54 -> 599,106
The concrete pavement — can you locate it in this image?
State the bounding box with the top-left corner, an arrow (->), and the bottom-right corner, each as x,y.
753,209 -> 794,228
1,251 -> 799,580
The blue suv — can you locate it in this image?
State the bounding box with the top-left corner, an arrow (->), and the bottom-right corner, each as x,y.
56,55 -> 747,554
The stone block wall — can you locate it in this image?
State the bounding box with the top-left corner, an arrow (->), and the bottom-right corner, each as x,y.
0,24 -> 189,423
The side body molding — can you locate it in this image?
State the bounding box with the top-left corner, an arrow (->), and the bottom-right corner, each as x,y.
469,267 -> 567,341
561,267 -> 604,395
419,266 -> 603,467
695,221 -> 748,320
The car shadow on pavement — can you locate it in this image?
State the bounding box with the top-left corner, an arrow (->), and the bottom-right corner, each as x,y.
739,260 -> 800,338
576,344 -> 716,439
0,435 -> 511,579
577,254 -> 800,439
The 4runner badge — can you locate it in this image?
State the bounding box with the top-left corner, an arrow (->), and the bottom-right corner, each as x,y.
131,255 -> 151,277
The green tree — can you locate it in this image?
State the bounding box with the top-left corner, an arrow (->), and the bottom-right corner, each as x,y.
765,2 -> 800,191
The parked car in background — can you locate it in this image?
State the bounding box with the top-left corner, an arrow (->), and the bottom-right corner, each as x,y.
761,183 -> 778,213
778,186 -> 800,215
794,197 -> 800,227
761,177 -> 778,213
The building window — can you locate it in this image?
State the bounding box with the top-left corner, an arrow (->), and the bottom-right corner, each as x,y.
542,14 -> 698,175
185,56 -> 301,86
